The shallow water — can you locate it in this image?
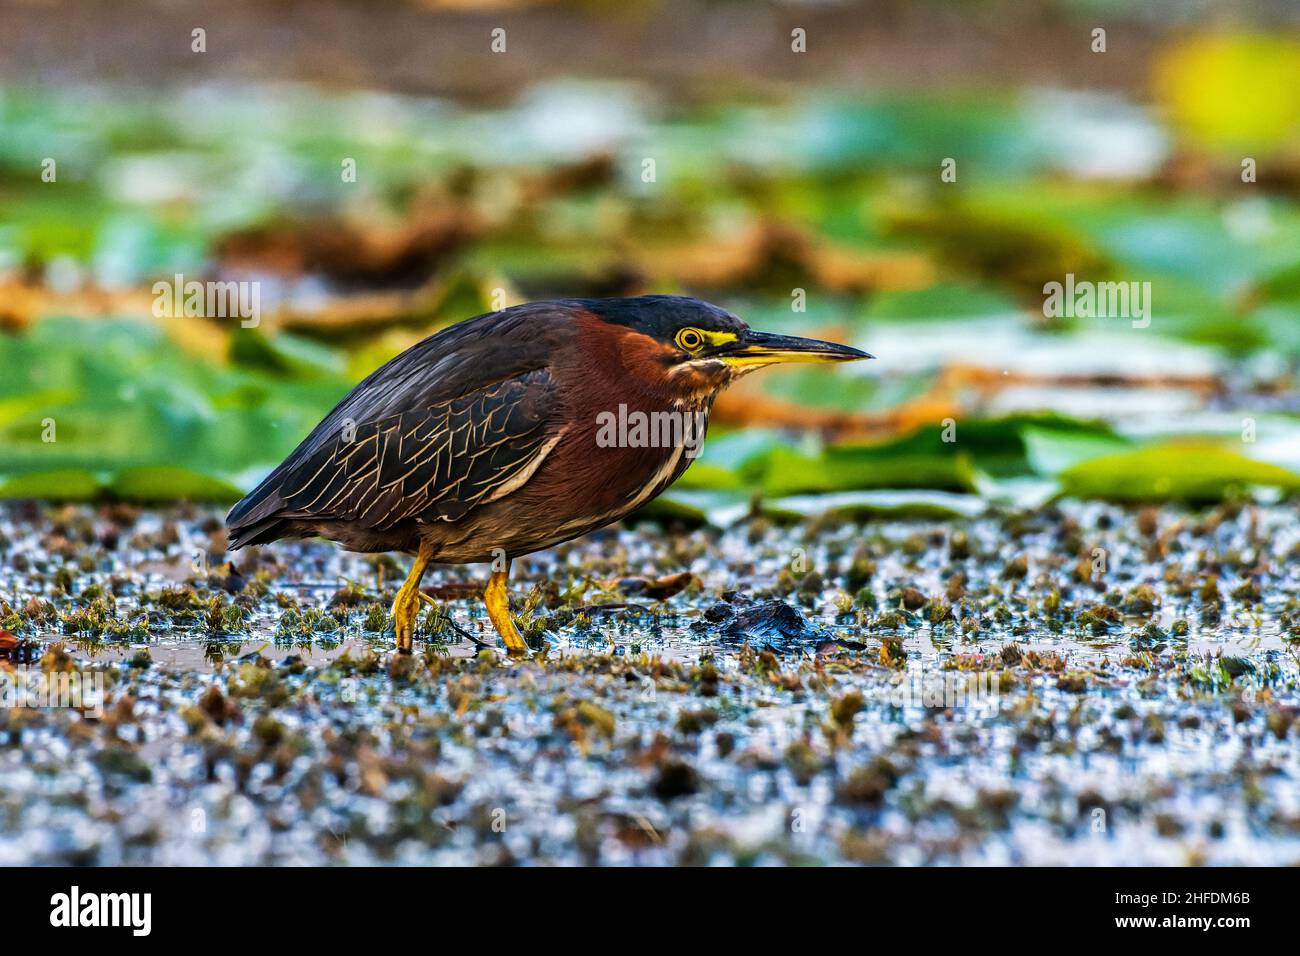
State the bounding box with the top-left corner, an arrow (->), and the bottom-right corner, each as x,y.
1,500 -> 1298,865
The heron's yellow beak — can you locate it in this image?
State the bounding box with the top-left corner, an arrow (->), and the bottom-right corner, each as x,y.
713,329 -> 874,367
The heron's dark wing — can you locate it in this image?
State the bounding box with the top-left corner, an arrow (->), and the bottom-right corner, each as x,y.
272,368 -> 560,530
226,301 -> 576,547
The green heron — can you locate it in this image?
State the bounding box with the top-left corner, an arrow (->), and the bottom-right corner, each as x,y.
226,295 -> 871,654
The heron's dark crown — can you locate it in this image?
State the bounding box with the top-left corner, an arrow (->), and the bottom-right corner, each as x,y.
572,295 -> 747,342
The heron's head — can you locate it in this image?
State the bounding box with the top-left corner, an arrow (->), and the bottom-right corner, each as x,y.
577,294 -> 872,400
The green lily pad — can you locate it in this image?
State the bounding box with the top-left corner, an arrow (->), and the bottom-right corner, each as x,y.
764,489 -> 986,521
673,461 -> 745,491
1022,426 -> 1134,476
865,281 -> 1021,321
230,328 -> 348,379
108,466 -> 245,503
637,489 -> 752,526
0,469 -> 103,500
1058,442 -> 1300,502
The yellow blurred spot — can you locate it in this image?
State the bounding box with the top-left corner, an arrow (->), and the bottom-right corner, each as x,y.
1153,34 -> 1300,150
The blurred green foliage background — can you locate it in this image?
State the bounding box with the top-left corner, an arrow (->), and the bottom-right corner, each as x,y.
2,1 -> 1300,517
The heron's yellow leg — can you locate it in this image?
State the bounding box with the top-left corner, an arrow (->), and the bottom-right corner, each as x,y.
484,559 -> 528,656
391,541 -> 435,654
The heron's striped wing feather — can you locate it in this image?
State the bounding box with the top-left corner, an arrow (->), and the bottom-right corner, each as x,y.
274,369 -> 560,530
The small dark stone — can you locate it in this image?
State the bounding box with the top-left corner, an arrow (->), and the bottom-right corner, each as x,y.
716,600 -> 823,647
702,601 -> 735,624
217,569 -> 247,594
652,759 -> 701,800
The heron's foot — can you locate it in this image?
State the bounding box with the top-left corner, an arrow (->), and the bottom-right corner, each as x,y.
391,590 -> 417,655
391,543 -> 435,655
484,562 -> 529,657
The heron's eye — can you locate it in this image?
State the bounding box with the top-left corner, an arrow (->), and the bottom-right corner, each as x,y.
676,328 -> 704,352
